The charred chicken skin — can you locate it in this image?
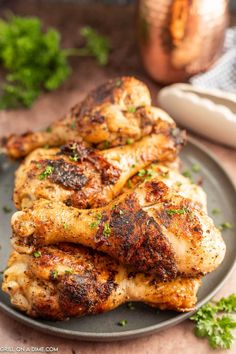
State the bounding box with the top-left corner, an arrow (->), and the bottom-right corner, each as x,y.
2,244 -> 201,320
2,77 -> 176,159
11,178 -> 225,280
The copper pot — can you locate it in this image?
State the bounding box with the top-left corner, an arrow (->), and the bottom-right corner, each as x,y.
137,0 -> 229,83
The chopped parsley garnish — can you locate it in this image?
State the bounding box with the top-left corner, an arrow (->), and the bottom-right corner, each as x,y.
176,181 -> 182,187
219,222 -> 233,231
90,222 -> 98,229
167,208 -> 189,216
138,169 -> 146,177
212,208 -> 220,215
118,319 -> 128,326
51,269 -> 58,279
126,138 -> 134,145
192,163 -> 201,173
71,121 -> 77,130
182,170 -> 192,179
90,213 -> 102,229
2,206 -> 12,213
65,269 -> 73,274
127,302 -> 135,310
33,251 -> 41,258
131,164 -> 136,168
39,165 -> 54,180
138,168 -> 153,179
115,79 -> 122,87
69,154 -> 79,162
80,26 -> 110,66
103,140 -> 110,149
46,126 -> 52,133
190,294 -> 236,349
63,223 -> 69,229
127,179 -> 133,189
127,107 -> 136,113
103,222 -> 111,237
161,171 -> 168,178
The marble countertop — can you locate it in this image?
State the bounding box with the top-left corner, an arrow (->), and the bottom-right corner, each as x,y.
0,1 -> 236,353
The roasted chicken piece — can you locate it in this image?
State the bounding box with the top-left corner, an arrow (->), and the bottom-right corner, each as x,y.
2,244 -> 201,320
123,163 -> 207,211
14,127 -> 185,209
11,179 -> 225,280
2,76 -> 171,159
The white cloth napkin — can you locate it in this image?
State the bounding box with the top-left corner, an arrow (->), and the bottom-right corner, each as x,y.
190,28 -> 236,93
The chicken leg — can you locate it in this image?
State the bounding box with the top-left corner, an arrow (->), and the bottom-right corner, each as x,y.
14,126 -> 185,209
2,77 -> 165,159
11,179 -> 225,280
2,244 -> 201,320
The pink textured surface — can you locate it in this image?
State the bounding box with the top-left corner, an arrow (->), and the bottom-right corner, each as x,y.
0,1 -> 236,353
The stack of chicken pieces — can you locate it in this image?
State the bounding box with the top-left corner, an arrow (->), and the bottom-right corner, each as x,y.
2,77 -> 226,320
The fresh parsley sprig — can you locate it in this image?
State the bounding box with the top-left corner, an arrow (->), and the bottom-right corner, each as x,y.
0,16 -> 110,109
0,15 -> 70,109
190,294 -> 236,349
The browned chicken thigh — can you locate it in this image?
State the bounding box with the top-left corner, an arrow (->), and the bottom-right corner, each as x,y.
11,178 -> 225,280
2,77 -> 171,159
2,244 -> 201,320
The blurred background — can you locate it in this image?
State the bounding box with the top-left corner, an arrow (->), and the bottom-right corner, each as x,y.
0,0 -> 235,147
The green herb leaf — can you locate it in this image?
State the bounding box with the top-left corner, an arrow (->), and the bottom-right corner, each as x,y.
212,208 -> 220,215
118,319 -> 128,326
80,26 -> 110,66
167,208 -> 188,216
176,181 -> 182,187
71,121 -> 77,130
138,169 -> 146,177
2,206 -> 12,213
182,170 -> 192,179
192,163 -> 201,173
126,138 -> 134,145
65,269 -> 73,274
103,222 -> 111,237
51,269 -> 58,279
219,222 -> 233,231
39,165 -> 54,180
90,221 -> 99,229
127,302 -> 135,310
127,107 -> 136,113
127,179 -> 133,189
33,251 -> 41,258
0,15 -> 70,109
103,140 -> 110,149
63,223 -> 69,229
190,294 -> 236,349
69,154 -> 79,162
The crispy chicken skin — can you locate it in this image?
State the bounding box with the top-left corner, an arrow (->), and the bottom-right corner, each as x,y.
123,163 -> 207,211
2,76 -> 174,159
11,179 -> 225,280
2,244 -> 201,320
14,126 -> 185,209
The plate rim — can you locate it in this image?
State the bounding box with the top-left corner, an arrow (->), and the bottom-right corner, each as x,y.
0,136 -> 236,341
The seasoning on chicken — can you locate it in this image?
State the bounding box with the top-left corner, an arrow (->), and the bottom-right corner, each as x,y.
2,244 -> 201,320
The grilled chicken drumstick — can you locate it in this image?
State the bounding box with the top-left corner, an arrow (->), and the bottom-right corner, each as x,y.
14,127 -> 185,209
2,244 -> 201,320
2,77 -> 168,159
11,179 -> 225,280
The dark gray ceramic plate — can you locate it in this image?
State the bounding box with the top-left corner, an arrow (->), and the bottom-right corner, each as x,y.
0,137 -> 235,341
